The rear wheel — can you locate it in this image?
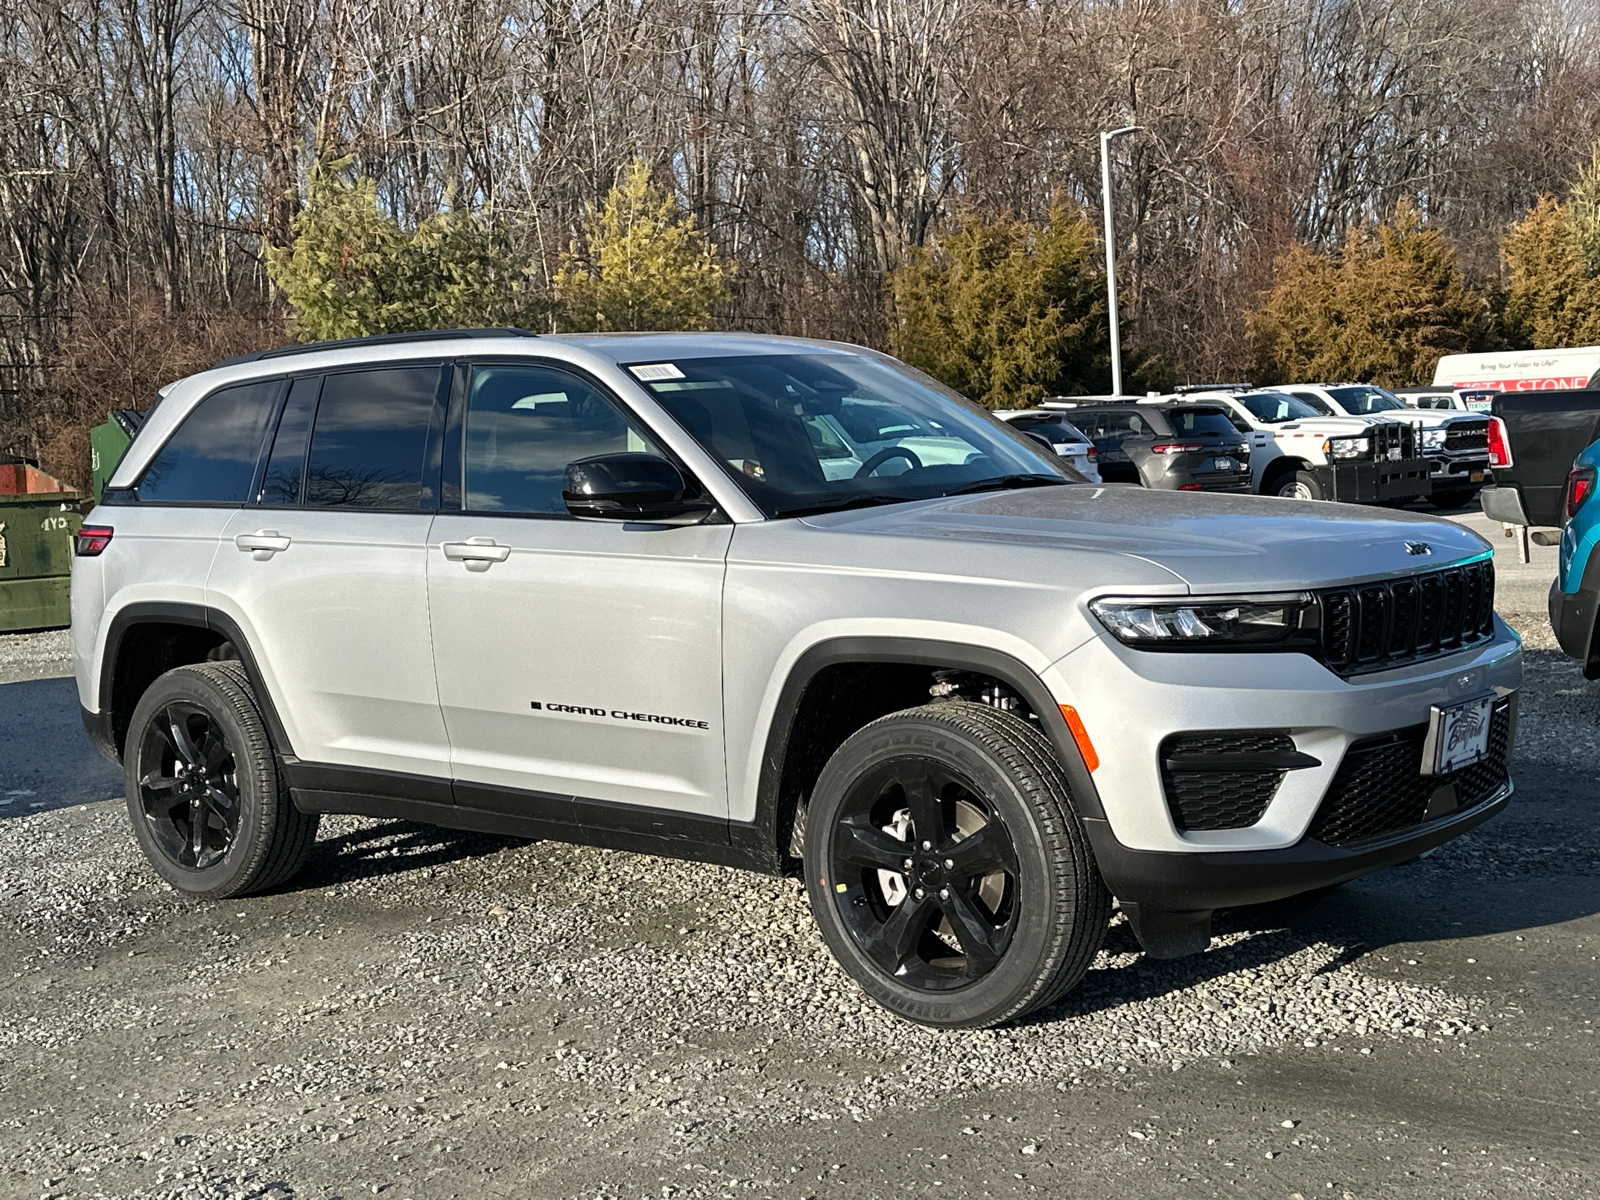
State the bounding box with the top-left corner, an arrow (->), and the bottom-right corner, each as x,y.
1273,470 -> 1326,501
124,661 -> 319,899
804,701 -> 1110,1028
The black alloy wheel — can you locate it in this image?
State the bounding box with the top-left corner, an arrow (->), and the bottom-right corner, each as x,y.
805,701 -> 1110,1028
828,758 -> 1019,991
124,661 -> 319,899
137,701 -> 242,871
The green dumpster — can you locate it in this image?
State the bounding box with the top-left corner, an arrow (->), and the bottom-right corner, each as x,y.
0,493 -> 83,632
90,410 -> 143,505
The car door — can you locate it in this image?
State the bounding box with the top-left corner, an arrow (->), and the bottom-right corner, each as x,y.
208,363 -> 452,780
427,360 -> 732,821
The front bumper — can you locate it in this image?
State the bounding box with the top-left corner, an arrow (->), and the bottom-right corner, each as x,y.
1549,567 -> 1600,678
1423,451 -> 1490,488
1311,458 -> 1431,502
1042,625 -> 1521,954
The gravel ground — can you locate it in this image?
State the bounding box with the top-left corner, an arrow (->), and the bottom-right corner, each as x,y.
1,533 -> 1595,1198
0,627 -> 72,684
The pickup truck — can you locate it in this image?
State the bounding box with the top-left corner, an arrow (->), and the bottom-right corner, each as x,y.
1477,390 -> 1600,531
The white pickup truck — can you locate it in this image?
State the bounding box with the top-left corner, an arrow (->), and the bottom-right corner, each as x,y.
1167,388 -> 1432,503
1282,383 -> 1490,508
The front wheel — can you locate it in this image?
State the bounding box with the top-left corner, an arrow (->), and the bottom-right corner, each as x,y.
124,661 -> 319,899
1274,470 -> 1326,501
803,701 -> 1110,1028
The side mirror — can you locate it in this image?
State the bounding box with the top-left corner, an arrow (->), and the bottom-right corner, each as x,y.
563,453 -> 712,522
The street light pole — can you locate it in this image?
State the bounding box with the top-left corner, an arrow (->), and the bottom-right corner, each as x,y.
1099,125 -> 1143,397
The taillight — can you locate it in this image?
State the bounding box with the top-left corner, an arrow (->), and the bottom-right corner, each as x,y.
74,525 -> 113,556
1487,418 -> 1512,468
1178,483 -> 1203,491
1086,446 -> 1098,461
1150,442 -> 1204,455
1566,464 -> 1597,519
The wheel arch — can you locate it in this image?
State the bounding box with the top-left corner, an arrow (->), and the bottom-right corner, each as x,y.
736,637 -> 1107,874
94,602 -> 294,764
1260,456 -> 1310,492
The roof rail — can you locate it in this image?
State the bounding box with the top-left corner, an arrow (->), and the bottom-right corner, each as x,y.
213,327 -> 538,369
1173,382 -> 1252,394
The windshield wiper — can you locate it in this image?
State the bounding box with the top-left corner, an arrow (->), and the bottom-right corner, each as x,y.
946,474 -> 1067,496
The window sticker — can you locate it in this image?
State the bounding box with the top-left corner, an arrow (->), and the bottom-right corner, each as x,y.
628,363 -> 685,382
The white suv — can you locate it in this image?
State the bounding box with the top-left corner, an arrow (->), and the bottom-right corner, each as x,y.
73,330 -> 1520,1028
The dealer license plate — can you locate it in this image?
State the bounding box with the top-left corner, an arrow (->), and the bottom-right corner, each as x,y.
1470,471 -> 1485,482
1425,694 -> 1495,775
1211,456 -> 1237,471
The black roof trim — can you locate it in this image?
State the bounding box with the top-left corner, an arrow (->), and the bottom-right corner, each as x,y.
213,327 -> 538,370
1173,382 -> 1253,394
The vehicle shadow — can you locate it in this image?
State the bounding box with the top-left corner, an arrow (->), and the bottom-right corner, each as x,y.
0,676 -> 123,819
1021,753 -> 1600,1025
281,819 -> 529,891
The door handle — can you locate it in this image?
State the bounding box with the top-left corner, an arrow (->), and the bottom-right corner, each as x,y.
235,530 -> 291,560
442,538 -> 512,571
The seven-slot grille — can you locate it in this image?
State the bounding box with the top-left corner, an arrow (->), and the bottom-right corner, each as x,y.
1316,559 -> 1495,675
1369,422 -> 1415,462
1308,697 -> 1513,846
1442,419 -> 1489,452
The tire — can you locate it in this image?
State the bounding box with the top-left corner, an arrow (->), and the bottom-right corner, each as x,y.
803,701 -> 1111,1028
1430,488 -> 1476,510
123,661 -> 319,899
1273,470 -> 1325,501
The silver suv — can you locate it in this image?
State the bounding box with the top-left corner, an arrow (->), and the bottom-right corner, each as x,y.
73,330 -> 1522,1028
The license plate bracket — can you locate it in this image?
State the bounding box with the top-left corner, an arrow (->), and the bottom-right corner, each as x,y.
1422,693 -> 1495,775
1211,456 -> 1237,471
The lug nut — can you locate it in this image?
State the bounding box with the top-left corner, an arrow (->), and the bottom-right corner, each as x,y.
943,858 -> 953,869
914,887 -> 925,900
939,888 -> 950,900
921,840 -> 932,851
902,858 -> 914,871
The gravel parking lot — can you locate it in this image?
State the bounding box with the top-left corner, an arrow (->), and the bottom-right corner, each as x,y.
2,511 -> 1596,1200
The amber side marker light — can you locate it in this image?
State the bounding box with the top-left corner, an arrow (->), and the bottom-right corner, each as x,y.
1059,705 -> 1099,772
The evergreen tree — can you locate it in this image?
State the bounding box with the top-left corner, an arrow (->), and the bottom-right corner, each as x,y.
264,165 -> 542,341
888,206 -> 1108,408
556,160 -> 730,332
1249,202 -> 1491,387
1501,149 -> 1600,349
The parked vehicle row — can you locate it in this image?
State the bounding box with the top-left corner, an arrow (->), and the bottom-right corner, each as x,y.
74,329 -> 1521,1030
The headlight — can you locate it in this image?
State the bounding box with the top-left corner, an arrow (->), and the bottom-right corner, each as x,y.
1422,430 -> 1446,449
1322,437 -> 1370,459
1090,593 -> 1318,648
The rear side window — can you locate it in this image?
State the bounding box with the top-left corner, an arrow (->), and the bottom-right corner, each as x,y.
304,367 -> 442,509
1166,408 -> 1241,436
257,375 -> 321,505
136,379 -> 280,504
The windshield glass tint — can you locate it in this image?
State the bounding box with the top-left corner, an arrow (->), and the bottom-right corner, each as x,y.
1329,385 -> 1404,413
632,354 -> 1073,517
1237,392 -> 1322,424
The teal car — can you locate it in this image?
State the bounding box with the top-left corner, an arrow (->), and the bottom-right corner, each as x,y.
1551,438 -> 1600,676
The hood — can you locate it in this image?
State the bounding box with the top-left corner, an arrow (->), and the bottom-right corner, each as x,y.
799,485 -> 1491,592
1272,416 -> 1387,435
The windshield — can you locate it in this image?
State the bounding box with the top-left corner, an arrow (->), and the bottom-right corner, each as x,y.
630,353 -> 1077,518
1329,385 -> 1405,414
1236,392 -> 1322,424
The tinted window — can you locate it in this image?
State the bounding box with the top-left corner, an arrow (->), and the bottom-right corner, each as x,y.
463,364 -> 667,514
1238,392 -> 1321,424
1288,391 -> 1335,415
305,367 -> 441,509
1329,385 -> 1405,414
635,354 -> 1069,517
1166,408 -> 1242,436
137,379 -> 280,503
257,376 -> 321,505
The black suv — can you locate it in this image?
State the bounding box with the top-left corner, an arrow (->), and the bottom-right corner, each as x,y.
1060,402 -> 1252,492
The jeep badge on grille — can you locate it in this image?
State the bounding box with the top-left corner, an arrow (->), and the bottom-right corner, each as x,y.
1405,540 -> 1432,555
